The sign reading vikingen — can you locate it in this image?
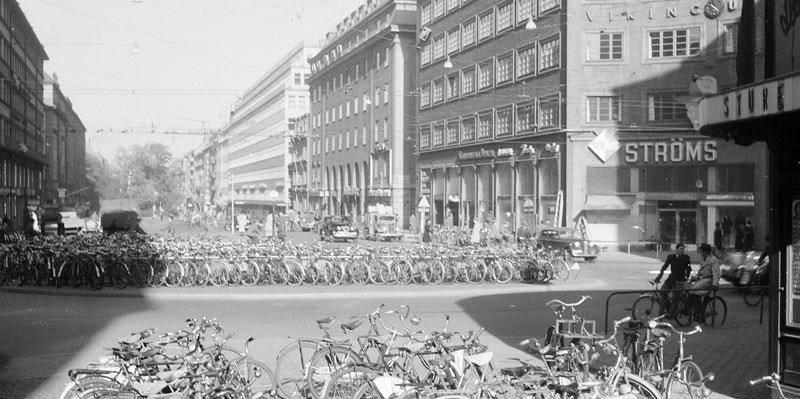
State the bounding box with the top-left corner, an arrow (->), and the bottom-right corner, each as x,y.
699,74 -> 800,127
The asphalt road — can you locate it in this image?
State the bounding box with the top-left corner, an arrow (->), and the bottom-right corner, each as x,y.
0,249 -> 771,399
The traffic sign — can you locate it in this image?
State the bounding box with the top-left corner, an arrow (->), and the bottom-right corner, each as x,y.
522,199 -> 535,213
417,196 -> 430,211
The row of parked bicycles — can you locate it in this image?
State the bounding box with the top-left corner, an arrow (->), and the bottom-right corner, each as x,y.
0,234 -> 580,289
63,296 -> 744,399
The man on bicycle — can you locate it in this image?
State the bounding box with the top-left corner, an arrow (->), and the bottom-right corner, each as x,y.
654,243 -> 692,314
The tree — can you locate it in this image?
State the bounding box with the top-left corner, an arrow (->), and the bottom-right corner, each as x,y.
85,151 -> 123,212
114,143 -> 185,215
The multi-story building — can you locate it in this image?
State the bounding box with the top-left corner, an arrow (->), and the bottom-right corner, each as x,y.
184,133 -> 220,219
416,0 -> 765,247
0,0 -> 47,230
219,43 -> 318,221
43,73 -> 86,210
307,0 -> 418,227
288,113 -> 310,213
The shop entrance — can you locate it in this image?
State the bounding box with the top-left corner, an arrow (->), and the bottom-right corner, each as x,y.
658,206 -> 697,245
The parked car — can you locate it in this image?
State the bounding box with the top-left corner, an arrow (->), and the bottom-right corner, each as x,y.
319,216 -> 357,242
300,214 -> 317,232
42,210 -> 84,236
101,210 -> 146,235
534,226 -> 600,262
363,213 -> 402,241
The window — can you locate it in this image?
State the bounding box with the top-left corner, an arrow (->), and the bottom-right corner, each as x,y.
421,2 -> 432,25
354,97 -> 359,114
496,53 -> 513,85
478,60 -> 494,90
362,127 -> 367,145
421,43 -> 432,66
516,0 -> 533,24
496,107 -> 513,137
587,167 -> 632,194
496,2 -> 513,33
375,88 -> 381,107
478,111 -> 493,139
461,115 -> 476,142
363,93 -> 369,111
516,102 -> 536,134
433,34 -> 446,61
294,73 -> 302,85
433,0 -> 445,19
649,27 -> 701,58
462,66 -> 476,95
384,47 -> 390,67
446,73 -> 459,100
723,23 -> 738,55
648,91 -> 689,121
539,36 -> 560,71
432,123 -> 444,146
586,96 -> 621,122
383,118 -> 389,139
338,104 -> 343,120
288,95 -> 297,108
587,32 -> 623,61
446,119 -> 459,144
517,45 -> 536,77
420,82 -> 432,108
716,164 -> 754,192
346,101 -> 351,117
433,78 -> 445,104
462,18 -> 477,48
383,84 -> 389,104
447,0 -> 459,12
420,126 -> 431,149
447,28 -> 460,54
345,130 -> 350,148
539,0 -> 559,13
539,96 -> 559,128
478,10 -> 494,41
325,109 -> 330,124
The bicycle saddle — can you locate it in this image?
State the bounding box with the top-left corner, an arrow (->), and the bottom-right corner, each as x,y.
316,316 -> 336,328
651,328 -> 671,338
340,319 -> 364,332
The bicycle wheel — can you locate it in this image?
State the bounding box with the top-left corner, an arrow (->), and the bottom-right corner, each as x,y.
663,361 -> 705,399
348,261 -> 371,285
673,299 -> 694,327
743,284 -> 765,307
306,345 -> 363,399
235,357 -> 277,399
491,260 -> 514,284
703,296 -> 727,327
423,259 -> 446,285
239,260 -> 260,286
631,295 -> 664,321
324,260 -> 346,285
163,259 -> 184,287
274,339 -> 320,399
321,364 -> 376,399
110,263 -> 129,289
550,257 -> 570,281
618,374 -> 661,399
394,259 -> 413,285
368,260 -> 389,284
352,381 -> 383,399
469,260 -> 487,283
270,260 -> 290,285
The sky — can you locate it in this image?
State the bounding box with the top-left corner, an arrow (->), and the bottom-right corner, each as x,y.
18,0 -> 366,161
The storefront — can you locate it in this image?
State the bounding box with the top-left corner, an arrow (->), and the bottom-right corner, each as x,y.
567,132 -> 768,249
699,71 -> 800,392
417,142 -> 563,233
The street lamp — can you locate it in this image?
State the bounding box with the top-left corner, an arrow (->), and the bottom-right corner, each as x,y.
270,190 -> 278,237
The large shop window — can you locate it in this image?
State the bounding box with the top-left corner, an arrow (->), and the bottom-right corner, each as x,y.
539,158 -> 559,196
641,166 -> 708,193
715,164 -> 755,192
587,167 -> 631,194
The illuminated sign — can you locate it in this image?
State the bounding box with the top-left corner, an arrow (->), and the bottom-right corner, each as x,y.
624,141 -> 718,163
699,74 -> 800,127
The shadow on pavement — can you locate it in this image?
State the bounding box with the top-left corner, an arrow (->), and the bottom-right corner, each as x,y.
455,288 -> 770,399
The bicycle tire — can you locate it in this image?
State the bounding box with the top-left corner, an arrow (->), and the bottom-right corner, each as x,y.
306,345 -> 363,399
368,260 -> 388,284
271,259 -> 290,285
274,339 -> 320,399
424,259 -> 446,285
234,357 -> 277,399
348,261 -> 371,285
469,260 -> 487,283
631,295 -> 664,321
378,260 -> 398,284
618,374 -> 661,399
111,263 -> 129,289
703,296 -> 727,327
286,258 -> 305,286
303,261 -> 321,285
673,300 -> 693,327
550,257 -> 570,281
227,260 -> 244,286
163,259 -> 184,288
394,259 -> 414,285
320,364 -> 376,399
491,259 -> 514,284
663,361 -> 705,399
743,284 -> 765,307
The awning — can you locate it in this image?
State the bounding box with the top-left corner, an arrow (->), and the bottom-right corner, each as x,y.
698,72 -> 800,141
584,195 -> 632,211
700,200 -> 754,207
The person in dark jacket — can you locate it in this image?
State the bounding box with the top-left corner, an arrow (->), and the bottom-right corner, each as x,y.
422,220 -> 432,243
654,243 -> 692,314
713,223 -> 723,252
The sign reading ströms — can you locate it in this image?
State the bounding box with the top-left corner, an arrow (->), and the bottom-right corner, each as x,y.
624,140 -> 718,163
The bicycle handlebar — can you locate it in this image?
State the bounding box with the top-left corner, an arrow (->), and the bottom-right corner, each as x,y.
749,373 -> 780,386
597,316 -> 631,345
649,322 -> 702,336
546,295 -> 591,309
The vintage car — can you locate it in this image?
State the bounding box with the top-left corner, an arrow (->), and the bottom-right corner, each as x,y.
534,226 -> 600,261
300,213 -> 318,232
319,216 -> 358,242
42,210 -> 85,236
363,213 -> 402,241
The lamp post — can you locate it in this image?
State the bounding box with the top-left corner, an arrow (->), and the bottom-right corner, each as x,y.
270,190 -> 278,237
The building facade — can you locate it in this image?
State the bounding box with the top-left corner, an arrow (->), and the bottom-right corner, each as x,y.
307,0 -> 418,227
219,44 -> 318,221
288,113 -> 310,213
0,0 -> 48,230
43,73 -> 86,211
415,0 -> 567,232
416,0 -> 766,248
184,133 -> 220,220
564,0 -> 766,248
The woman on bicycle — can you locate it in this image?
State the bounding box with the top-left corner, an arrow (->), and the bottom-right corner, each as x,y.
691,243 -> 721,296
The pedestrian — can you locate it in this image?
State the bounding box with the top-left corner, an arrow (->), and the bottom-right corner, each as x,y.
444,209 -> 453,227
422,219 -> 432,243
742,220 -> 755,251
713,222 -> 723,252
409,213 -> 417,234
654,243 -> 692,313
734,222 -> 744,251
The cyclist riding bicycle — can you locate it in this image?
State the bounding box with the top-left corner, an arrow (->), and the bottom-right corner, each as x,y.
654,243 -> 692,313
689,243 -> 721,299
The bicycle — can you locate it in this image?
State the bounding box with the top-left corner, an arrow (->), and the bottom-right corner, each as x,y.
750,373 -> 800,398
640,321 -> 715,399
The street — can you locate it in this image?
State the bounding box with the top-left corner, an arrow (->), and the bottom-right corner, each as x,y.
0,249 -> 770,398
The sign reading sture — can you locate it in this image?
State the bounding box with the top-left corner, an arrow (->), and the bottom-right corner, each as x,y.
699,74 -> 800,127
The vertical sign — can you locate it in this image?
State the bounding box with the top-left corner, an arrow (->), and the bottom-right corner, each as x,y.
789,199 -> 800,327
554,190 -> 564,227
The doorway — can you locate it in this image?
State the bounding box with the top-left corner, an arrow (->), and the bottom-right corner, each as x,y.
659,209 -> 697,245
